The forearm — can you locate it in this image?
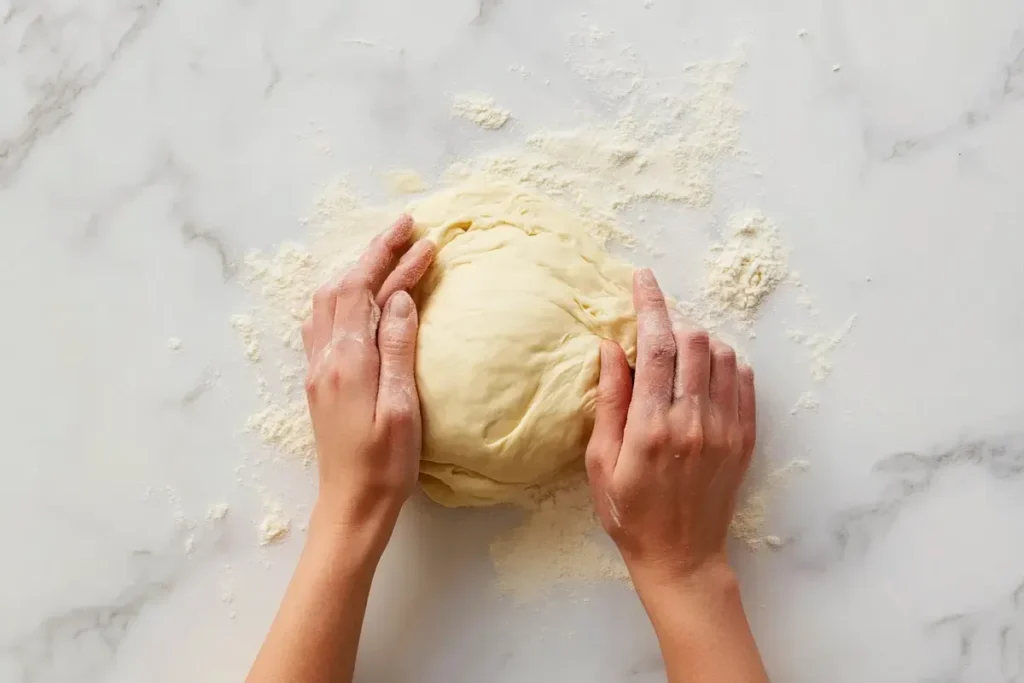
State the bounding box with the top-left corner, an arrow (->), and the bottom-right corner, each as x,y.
246,507 -> 394,683
633,562 -> 769,683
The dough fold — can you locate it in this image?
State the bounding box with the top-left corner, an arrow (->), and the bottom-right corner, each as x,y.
408,181 -> 637,506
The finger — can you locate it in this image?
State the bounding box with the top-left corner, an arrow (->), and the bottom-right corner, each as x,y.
375,239 -> 436,308
585,341 -> 632,483
708,338 -> 739,418
669,310 -> 691,401
347,215 -> 415,293
630,268 -> 676,418
737,363 -> 757,465
329,283 -> 382,400
676,326 -> 711,400
309,281 -> 339,361
376,290 -> 421,432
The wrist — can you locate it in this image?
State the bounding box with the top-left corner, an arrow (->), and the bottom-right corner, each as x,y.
629,556 -> 740,615
307,498 -> 400,568
627,557 -> 767,682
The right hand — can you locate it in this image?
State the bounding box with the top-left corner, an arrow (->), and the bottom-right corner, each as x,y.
585,268 -> 757,588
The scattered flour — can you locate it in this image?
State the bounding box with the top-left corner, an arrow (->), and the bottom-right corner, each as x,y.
167,337 -> 182,351
231,30 -> 845,596
489,473 -> 628,600
259,502 -> 291,545
220,563 -> 237,619
729,459 -> 810,551
384,169 -> 428,195
700,210 -> 787,324
787,314 -> 858,381
231,313 -> 262,362
790,390 -> 820,415
447,49 -> 745,248
490,459 -> 810,599
245,401 -> 316,465
207,502 -> 230,521
451,93 -> 512,130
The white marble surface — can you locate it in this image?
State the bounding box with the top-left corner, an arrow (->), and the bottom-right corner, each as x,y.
3,0 -> 1024,681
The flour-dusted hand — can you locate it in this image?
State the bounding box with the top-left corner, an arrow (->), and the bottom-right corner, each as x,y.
585,267 -> 756,584
585,268 -> 767,683
247,217 -> 435,683
300,215 -> 435,548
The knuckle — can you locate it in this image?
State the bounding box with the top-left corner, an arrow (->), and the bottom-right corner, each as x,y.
323,358 -> 363,388
336,273 -> 365,296
383,398 -> 417,429
595,388 -> 615,407
584,445 -> 605,476
644,337 -> 676,364
686,329 -> 711,353
585,437 -> 613,469
714,343 -> 737,367
642,416 -> 672,450
378,326 -> 413,357
312,284 -> 336,307
387,405 -> 416,428
681,420 -> 704,452
596,382 -> 625,408
739,363 -> 755,383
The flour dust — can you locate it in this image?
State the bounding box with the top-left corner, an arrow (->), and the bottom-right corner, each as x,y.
230,26 -> 855,598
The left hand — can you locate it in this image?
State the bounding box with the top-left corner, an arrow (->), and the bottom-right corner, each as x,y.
301,215 -> 435,550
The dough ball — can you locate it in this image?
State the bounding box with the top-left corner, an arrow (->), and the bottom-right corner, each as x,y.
408,181 -> 637,506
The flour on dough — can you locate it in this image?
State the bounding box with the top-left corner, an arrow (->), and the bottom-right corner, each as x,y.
408,181 -> 637,506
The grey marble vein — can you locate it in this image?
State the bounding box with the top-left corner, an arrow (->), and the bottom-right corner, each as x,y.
81,152 -> 237,280
1,551 -> 177,683
81,159 -> 170,242
870,30 -> 1024,163
786,434 -> 1024,566
180,219 -> 236,280
179,367 -> 218,407
0,0 -> 164,187
474,0 -> 504,24
262,38 -> 282,98
924,578 -> 1024,682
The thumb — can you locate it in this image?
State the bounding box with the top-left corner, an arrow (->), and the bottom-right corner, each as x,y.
376,290 -> 420,429
585,340 -> 632,483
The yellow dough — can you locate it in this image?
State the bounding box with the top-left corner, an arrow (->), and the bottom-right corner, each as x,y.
408,181 -> 637,506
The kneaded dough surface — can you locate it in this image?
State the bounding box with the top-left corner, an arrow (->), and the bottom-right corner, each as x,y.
408,181 -> 637,506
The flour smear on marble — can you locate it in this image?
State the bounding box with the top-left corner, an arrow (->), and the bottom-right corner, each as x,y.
231,29 -> 852,596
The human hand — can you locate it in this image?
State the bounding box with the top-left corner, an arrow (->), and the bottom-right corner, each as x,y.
301,215 -> 435,550
585,268 -> 757,589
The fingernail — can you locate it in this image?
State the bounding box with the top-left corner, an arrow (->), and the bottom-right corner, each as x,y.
388,290 -> 414,319
637,268 -> 657,287
388,215 -> 414,240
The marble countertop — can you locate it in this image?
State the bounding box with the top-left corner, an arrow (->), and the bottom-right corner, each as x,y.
3,0 -> 1024,681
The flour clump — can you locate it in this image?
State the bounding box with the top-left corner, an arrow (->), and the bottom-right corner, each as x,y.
407,181 -> 637,506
